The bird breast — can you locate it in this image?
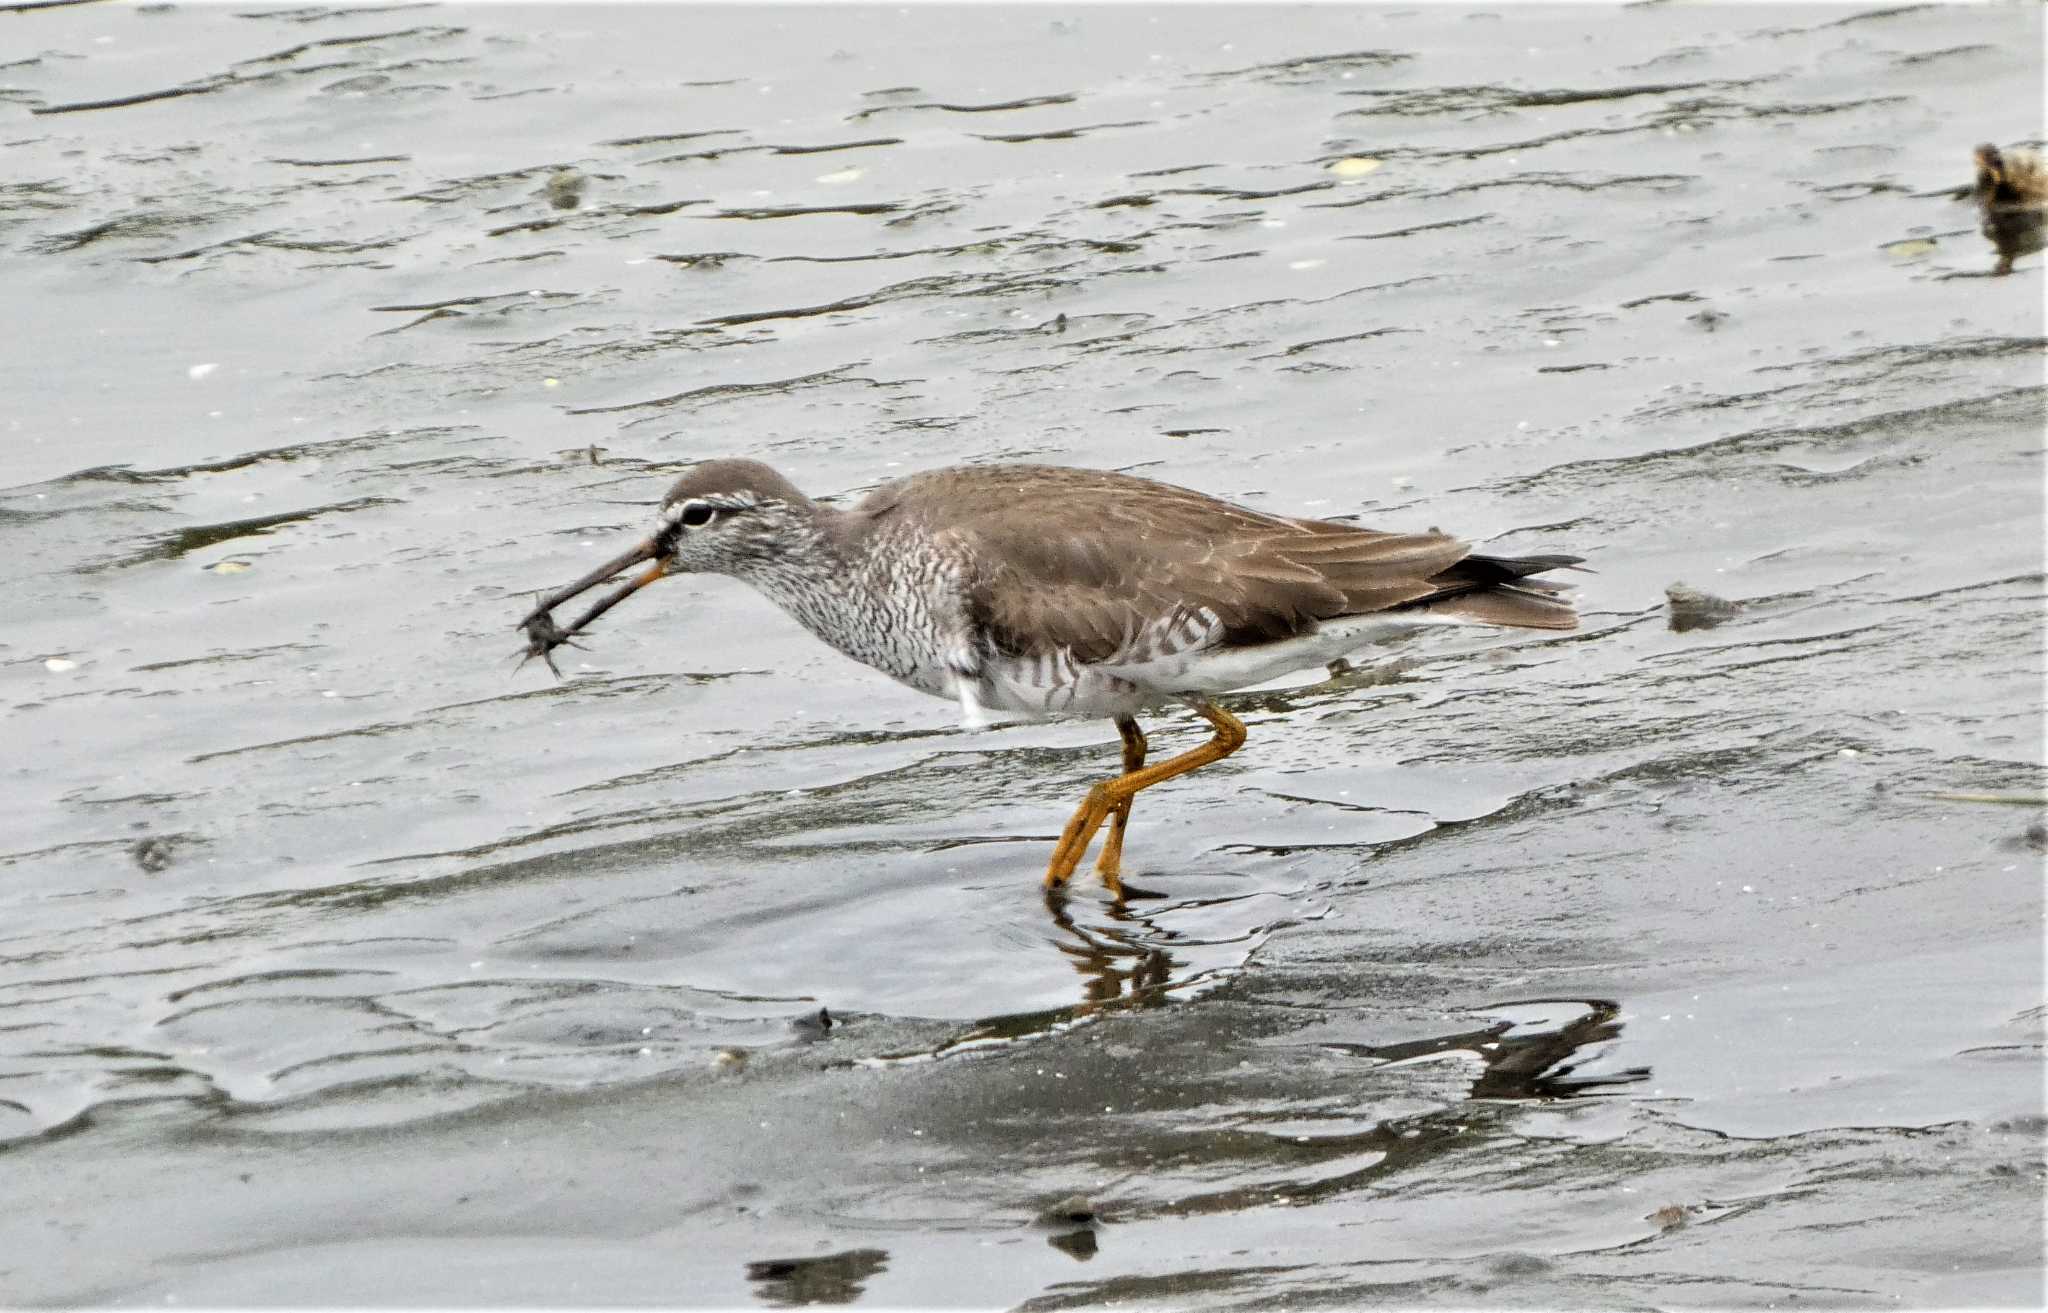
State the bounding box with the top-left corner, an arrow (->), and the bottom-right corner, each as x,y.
738,524 -> 967,696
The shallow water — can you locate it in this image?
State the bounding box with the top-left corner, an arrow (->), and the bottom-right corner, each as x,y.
2,3 -> 2043,1307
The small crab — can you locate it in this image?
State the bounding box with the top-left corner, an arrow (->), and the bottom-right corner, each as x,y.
515,536 -> 671,676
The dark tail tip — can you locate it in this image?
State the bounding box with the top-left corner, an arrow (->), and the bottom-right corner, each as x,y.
1460,551 -> 1588,582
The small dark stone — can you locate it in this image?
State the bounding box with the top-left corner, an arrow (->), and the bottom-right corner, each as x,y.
790,1006 -> 833,1039
1485,1251 -> 1553,1277
544,169 -> 587,211
131,837 -> 174,873
1666,582 -> 1742,632
1037,1194 -> 1096,1227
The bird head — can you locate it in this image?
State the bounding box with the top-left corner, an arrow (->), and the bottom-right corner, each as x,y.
515,458 -> 815,674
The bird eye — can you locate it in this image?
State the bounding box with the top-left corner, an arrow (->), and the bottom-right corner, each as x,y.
678,501 -> 715,528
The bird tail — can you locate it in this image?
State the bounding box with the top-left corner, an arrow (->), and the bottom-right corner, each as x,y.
1407,551 -> 1585,631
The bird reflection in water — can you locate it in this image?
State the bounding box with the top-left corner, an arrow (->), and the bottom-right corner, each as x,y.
743,1247 -> 889,1307
1322,998 -> 1649,1100
1045,889 -> 1180,1012
906,889 -> 1212,1058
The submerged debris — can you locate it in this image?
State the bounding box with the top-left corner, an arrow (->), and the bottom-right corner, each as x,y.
1920,790 -> 2048,807
543,168 -> 587,211
1665,581 -> 1742,631
1649,1203 -> 1691,1230
744,1248 -> 888,1304
1971,144 -> 2046,276
1483,1251 -> 1553,1278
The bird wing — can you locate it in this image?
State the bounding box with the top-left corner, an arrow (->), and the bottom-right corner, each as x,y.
888,465 -> 1492,665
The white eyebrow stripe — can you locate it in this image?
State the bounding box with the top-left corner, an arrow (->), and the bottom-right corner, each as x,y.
659,491 -> 759,529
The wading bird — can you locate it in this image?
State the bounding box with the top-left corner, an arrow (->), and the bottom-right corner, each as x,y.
520,460 -> 1580,897
1972,143 -> 2046,276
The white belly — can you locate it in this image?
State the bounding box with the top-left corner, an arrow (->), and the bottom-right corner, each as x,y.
945,612 -> 1476,726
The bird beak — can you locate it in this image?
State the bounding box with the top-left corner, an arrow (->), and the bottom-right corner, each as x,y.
517,536 -> 670,675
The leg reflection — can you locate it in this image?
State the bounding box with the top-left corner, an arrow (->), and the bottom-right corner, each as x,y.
1043,890 -> 1177,1013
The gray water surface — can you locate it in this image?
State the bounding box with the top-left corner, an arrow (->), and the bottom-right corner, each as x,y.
1,3 -> 2043,1307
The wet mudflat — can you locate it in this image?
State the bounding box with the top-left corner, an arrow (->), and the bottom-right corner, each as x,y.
1,2 -> 2043,1307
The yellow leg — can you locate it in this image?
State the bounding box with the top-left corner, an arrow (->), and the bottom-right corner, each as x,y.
1092,716 -> 1150,895
1043,698 -> 1248,895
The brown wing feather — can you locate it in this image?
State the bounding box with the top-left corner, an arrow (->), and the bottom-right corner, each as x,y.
861,465 -> 1576,660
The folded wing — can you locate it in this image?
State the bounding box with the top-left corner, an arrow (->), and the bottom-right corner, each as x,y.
873,465 -> 1578,664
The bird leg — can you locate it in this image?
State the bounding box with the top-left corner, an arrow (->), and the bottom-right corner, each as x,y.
1044,698 -> 1248,895
1091,715 -> 1149,895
